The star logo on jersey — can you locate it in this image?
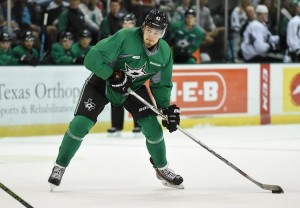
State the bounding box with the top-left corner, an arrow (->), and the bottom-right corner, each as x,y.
176,39 -> 189,48
124,63 -> 149,81
84,98 -> 96,111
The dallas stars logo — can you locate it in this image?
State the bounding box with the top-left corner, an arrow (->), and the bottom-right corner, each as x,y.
124,63 -> 148,81
176,39 -> 189,48
84,98 -> 96,111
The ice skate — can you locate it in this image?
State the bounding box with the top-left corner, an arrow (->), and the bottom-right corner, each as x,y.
48,165 -> 65,191
107,127 -> 122,137
150,158 -> 184,189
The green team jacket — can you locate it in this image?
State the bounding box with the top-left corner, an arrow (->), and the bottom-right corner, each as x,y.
84,27 -> 173,108
12,45 -> 39,60
50,43 -> 74,65
168,21 -> 205,55
70,43 -> 91,58
0,48 -> 19,65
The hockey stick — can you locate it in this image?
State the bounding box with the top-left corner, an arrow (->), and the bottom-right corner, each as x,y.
39,12 -> 48,63
128,89 -> 284,194
0,182 -> 34,208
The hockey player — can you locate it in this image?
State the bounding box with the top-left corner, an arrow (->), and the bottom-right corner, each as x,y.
70,29 -> 92,65
13,31 -> 38,66
107,13 -> 142,135
50,31 -> 75,65
287,1 -> 300,62
48,9 -> 184,190
167,8 -> 205,64
241,5 -> 282,62
0,32 -> 19,65
121,13 -> 137,29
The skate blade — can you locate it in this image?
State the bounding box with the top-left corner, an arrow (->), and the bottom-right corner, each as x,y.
161,180 -> 184,189
50,184 -> 57,192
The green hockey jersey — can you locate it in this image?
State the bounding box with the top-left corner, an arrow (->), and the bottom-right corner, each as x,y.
12,45 -> 39,60
168,21 -> 205,62
70,42 -> 91,58
50,42 -> 74,65
0,48 -> 19,65
84,27 -> 173,108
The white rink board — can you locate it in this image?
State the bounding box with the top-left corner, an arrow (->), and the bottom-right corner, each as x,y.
0,66 -> 111,126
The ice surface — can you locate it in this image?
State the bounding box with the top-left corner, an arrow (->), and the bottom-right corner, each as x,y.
1,124 -> 299,208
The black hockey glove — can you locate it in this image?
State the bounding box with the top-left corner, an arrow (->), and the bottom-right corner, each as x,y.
161,104 -> 180,133
108,71 -> 132,93
19,54 -> 37,66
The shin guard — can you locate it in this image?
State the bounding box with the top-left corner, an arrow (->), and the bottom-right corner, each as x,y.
56,115 -> 95,167
139,115 -> 167,168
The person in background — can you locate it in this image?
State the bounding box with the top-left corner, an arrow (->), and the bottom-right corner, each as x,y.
0,0 -> 20,44
57,0 -> 85,41
121,13 -> 136,29
167,8 -> 205,64
230,0 -> 252,62
50,31 -> 76,65
45,0 -> 69,52
107,13 -> 141,135
100,0 -> 125,39
12,30 -> 38,66
239,5 -> 256,40
70,29 -> 92,65
0,31 -> 19,65
241,5 -> 281,63
194,0 -> 225,62
260,0 -> 277,34
48,9 -> 184,190
171,0 -> 193,22
130,0 -> 156,26
287,1 -> 300,62
12,0 -> 42,50
279,0 -> 300,52
79,0 -> 103,45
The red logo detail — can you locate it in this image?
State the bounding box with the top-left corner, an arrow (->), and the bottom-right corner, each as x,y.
290,74 -> 300,106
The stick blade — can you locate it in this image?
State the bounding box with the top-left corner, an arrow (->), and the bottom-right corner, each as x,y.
261,184 -> 284,194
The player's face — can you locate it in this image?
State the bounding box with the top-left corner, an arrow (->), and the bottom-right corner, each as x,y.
143,25 -> 163,48
110,2 -> 120,16
246,6 -> 255,20
0,41 -> 11,52
69,0 -> 80,8
185,15 -> 196,27
23,40 -> 34,50
61,39 -> 73,50
122,21 -> 135,29
79,37 -> 91,49
262,13 -> 268,22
